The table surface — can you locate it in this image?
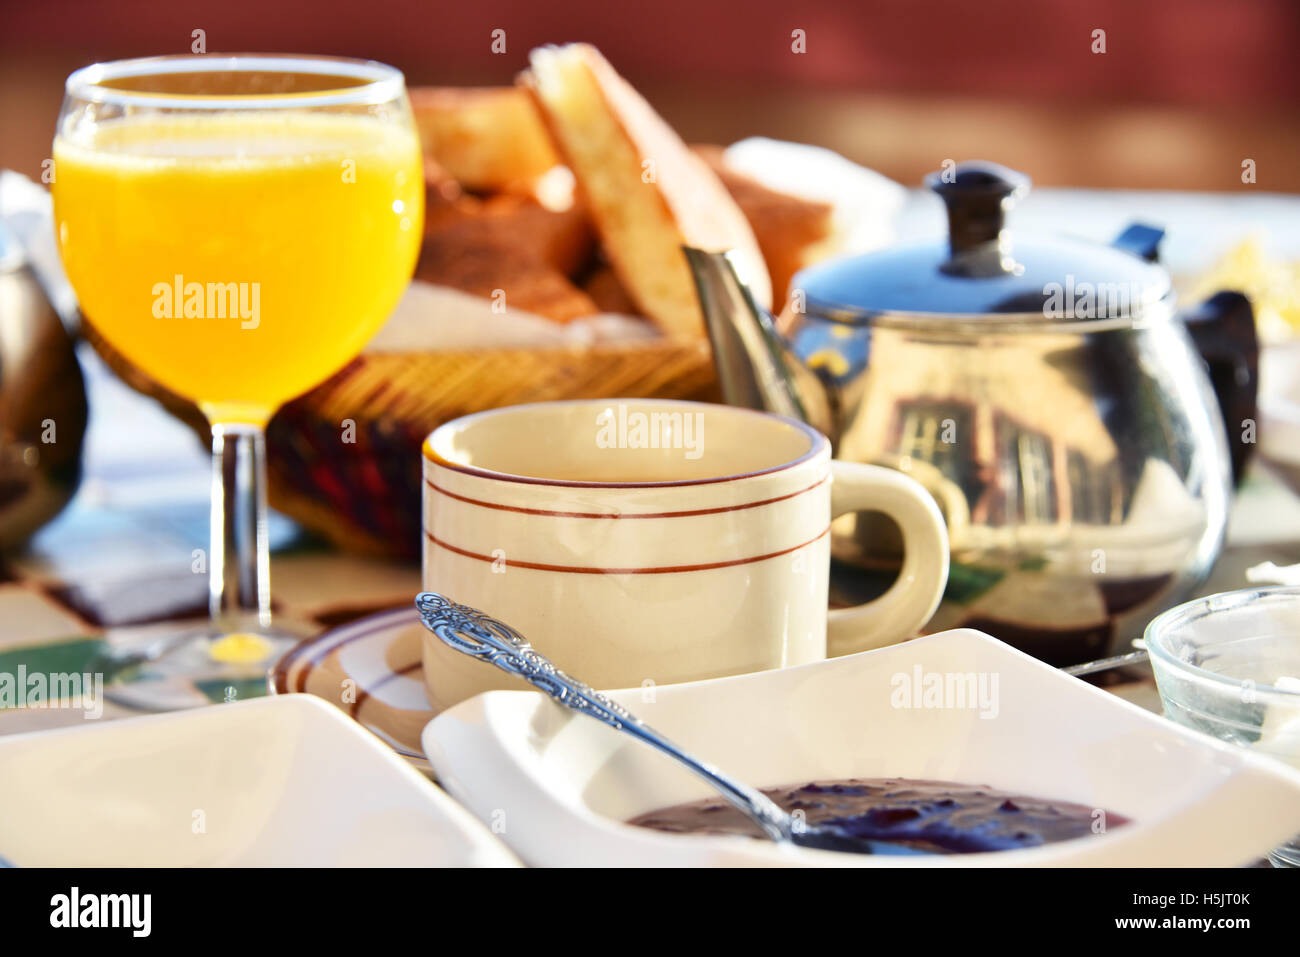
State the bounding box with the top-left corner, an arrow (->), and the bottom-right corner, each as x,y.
4,186 -> 1300,737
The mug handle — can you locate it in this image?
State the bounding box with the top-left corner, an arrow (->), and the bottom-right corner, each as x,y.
825,461 -> 950,657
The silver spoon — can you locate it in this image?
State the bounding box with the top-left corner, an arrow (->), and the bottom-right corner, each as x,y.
415,591 -> 920,856
1061,648 -> 1148,677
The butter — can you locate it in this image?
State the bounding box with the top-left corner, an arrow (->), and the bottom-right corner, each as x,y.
208,632 -> 275,665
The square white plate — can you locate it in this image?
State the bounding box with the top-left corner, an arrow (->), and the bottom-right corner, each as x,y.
0,693 -> 517,866
423,629 -> 1300,866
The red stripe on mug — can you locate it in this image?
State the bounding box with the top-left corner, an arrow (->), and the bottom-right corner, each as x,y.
424,474 -> 828,519
423,526 -> 831,574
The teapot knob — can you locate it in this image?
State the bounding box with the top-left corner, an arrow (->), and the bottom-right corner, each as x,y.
925,160 -> 1030,256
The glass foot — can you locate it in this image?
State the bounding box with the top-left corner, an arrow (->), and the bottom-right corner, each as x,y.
92,625 -> 304,712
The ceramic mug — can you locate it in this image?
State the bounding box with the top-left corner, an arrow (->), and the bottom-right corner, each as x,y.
421,399 -> 949,710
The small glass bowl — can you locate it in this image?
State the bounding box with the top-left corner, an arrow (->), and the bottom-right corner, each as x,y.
1146,586 -> 1300,867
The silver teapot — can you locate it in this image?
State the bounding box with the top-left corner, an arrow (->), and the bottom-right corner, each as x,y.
687,161 -> 1256,666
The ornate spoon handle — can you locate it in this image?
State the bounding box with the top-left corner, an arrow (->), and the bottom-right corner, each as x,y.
415,592 -> 792,842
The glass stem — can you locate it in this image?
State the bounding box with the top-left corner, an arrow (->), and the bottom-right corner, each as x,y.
209,423 -> 272,635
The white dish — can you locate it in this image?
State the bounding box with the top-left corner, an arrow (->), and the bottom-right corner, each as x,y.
423,628 -> 1300,866
0,694 -> 517,866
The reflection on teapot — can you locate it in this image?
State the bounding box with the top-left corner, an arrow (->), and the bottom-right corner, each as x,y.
0,220 -> 87,550
687,161 -> 1257,665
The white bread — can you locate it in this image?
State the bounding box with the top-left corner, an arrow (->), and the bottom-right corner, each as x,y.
523,44 -> 772,338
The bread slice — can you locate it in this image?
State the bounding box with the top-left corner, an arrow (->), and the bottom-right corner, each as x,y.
417,194 -> 599,323
694,145 -> 835,305
409,87 -> 560,192
416,239 -> 599,324
422,193 -> 595,276
582,265 -> 639,315
522,44 -> 771,338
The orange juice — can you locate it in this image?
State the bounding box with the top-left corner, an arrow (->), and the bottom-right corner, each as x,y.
53,112 -> 423,424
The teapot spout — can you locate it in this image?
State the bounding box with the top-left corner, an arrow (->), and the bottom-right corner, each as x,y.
683,247 -> 834,438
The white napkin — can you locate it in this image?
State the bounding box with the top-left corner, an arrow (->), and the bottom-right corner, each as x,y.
365,281 -> 655,352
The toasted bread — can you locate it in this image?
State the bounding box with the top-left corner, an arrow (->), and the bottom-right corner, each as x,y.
522,44 -> 771,338
694,145 -> 835,303
582,265 -> 639,315
422,193 -> 595,276
418,193 -> 598,323
416,239 -> 598,324
409,87 -> 560,192
423,155 -> 465,216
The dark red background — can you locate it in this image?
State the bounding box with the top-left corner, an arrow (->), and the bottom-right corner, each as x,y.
3,0 -> 1298,190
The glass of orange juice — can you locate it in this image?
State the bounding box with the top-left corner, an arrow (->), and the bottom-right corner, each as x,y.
53,55 -> 423,707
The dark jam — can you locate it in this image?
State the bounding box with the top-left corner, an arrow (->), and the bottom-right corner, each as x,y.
628,778 -> 1129,854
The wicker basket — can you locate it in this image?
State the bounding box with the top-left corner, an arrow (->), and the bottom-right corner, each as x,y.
84,323 -> 718,560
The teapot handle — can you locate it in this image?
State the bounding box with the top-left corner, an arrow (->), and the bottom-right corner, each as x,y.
1180,291 -> 1258,486
1110,225 -> 1258,487
1111,223 -> 1165,262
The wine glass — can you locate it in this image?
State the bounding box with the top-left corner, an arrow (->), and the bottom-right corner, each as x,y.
52,54 -> 424,708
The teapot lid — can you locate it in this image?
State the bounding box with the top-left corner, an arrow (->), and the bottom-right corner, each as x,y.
792,161 -> 1170,321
